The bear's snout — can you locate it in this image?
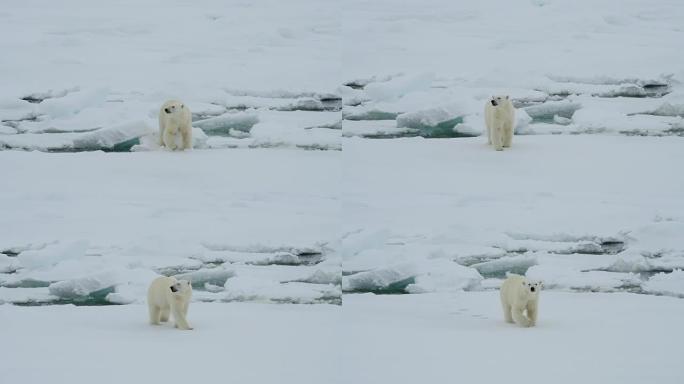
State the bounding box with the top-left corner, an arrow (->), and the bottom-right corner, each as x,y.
491,99 -> 498,106
164,108 -> 172,114
530,287 -> 536,292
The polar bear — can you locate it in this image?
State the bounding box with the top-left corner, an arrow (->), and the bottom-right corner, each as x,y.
500,273 -> 542,327
147,276 -> 193,330
484,95 -> 515,151
159,100 -> 192,150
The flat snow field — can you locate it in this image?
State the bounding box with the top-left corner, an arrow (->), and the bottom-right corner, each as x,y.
342,292 -> 684,384
0,302 -> 341,384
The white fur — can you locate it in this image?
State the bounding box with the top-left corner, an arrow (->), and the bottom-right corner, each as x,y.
499,274 -> 542,327
484,95 -> 515,151
158,100 -> 192,150
147,276 -> 193,330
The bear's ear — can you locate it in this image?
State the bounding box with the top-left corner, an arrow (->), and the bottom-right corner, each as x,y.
522,281 -> 526,285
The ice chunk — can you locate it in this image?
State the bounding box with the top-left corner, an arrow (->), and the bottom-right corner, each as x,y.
343,261 -> 481,294
0,125 -> 17,134
648,102 -> 684,117
296,269 -> 342,285
406,260 -> 483,293
0,132 -> 82,151
526,265 -> 641,292
193,111 -> 259,135
342,264 -> 416,293
18,241 -> 89,270
73,120 -> 154,151
0,254 -> 19,273
524,100 -> 581,122
37,87 -> 109,119
48,274 -> 117,299
606,251 -> 654,273
175,267 -> 235,288
470,255 -> 537,278
250,123 -> 341,150
0,98 -> 36,122
0,287 -> 56,304
224,276 -> 340,303
364,73 -> 434,101
396,103 -> 469,138
643,270 -> 684,297
342,120 -> 418,138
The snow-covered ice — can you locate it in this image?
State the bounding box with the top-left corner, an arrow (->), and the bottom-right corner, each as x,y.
0,0 -> 341,151
342,292 -> 684,384
0,149 -> 341,305
2,0 -> 684,382
0,303 -> 340,384
341,0 -> 684,139
342,135 -> 684,296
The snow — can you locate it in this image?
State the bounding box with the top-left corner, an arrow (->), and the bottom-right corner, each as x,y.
342,135 -> 684,297
0,149 -> 340,305
643,270 -> 684,297
341,1 -> 684,139
342,292 -> 684,384
0,0 -> 341,151
0,303 -> 340,384
1,0 -> 684,380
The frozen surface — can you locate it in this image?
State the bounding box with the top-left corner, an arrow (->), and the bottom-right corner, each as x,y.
342,292 -> 684,384
341,0 -> 684,138
0,302 -> 340,384
342,135 -> 684,297
0,149 -> 341,304
0,0 -> 341,151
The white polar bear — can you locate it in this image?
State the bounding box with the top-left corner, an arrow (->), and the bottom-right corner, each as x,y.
500,273 -> 542,327
158,100 -> 192,150
147,276 -> 193,330
484,95 -> 515,151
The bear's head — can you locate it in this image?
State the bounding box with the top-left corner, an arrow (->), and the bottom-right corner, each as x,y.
522,279 -> 543,297
169,279 -> 192,294
163,101 -> 185,114
490,95 -> 510,107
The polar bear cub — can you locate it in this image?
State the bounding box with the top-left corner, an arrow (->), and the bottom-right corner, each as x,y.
159,100 -> 192,150
500,273 -> 542,327
147,276 -> 193,330
484,95 -> 515,151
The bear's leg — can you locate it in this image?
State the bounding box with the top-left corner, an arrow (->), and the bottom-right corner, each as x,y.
160,306 -> 170,322
182,302 -> 190,317
503,123 -> 513,148
171,302 -> 193,330
526,301 -> 538,326
158,129 -> 165,147
163,130 -> 177,150
181,129 -> 192,150
512,305 -> 531,327
149,304 -> 161,325
493,125 -> 504,151
501,301 -> 513,323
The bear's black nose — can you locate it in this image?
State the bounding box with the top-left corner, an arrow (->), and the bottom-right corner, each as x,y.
531,287 -> 536,292
164,108 -> 171,113
491,100 -> 498,106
